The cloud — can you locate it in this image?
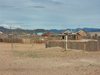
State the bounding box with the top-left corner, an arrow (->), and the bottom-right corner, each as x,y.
0,6 -> 14,8
0,24 -> 10,28
31,0 -> 63,5
0,0 -> 100,29
53,2 -> 63,5
28,6 -> 45,8
0,24 -> 21,29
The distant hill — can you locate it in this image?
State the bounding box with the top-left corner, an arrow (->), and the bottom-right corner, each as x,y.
0,27 -> 51,35
0,26 -> 100,34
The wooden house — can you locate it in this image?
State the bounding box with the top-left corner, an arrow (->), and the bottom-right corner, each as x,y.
68,30 -> 87,40
41,33 -> 51,38
78,30 -> 87,36
0,31 -> 3,35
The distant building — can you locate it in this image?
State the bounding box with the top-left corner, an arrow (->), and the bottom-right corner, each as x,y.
22,32 -> 26,35
87,32 -> 100,36
68,30 -> 87,40
37,32 -> 43,35
41,32 -> 51,38
61,30 -> 87,40
0,31 -> 3,35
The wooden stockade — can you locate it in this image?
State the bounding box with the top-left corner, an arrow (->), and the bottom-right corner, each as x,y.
32,40 -> 48,44
0,38 -> 3,42
21,39 -> 30,44
3,38 -> 21,43
46,41 -> 100,51
46,41 -> 66,49
3,38 -> 48,44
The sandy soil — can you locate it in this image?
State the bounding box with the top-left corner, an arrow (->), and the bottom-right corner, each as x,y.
0,43 -> 100,75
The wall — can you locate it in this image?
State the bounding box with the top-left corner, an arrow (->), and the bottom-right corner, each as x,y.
79,30 -> 87,36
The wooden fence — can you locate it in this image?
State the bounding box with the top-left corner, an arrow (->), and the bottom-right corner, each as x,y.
3,38 -> 48,44
46,41 -> 66,49
46,41 -> 100,51
0,38 -> 3,42
3,38 -> 21,43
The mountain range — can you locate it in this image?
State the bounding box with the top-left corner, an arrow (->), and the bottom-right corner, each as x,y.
0,26 -> 100,35
48,28 -> 100,33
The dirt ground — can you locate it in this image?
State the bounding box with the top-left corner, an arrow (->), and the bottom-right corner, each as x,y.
0,42 -> 100,75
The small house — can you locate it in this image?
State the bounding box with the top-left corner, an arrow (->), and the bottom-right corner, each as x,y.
0,31 -> 3,35
68,30 -> 87,40
41,33 -> 51,38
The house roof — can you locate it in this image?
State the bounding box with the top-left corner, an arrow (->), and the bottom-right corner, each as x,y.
61,30 -> 72,34
68,34 -> 78,36
37,32 -> 43,35
71,29 -> 78,33
61,31 -> 66,34
41,33 -> 51,36
68,30 -> 86,35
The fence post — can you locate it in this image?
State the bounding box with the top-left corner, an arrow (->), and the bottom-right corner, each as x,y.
83,42 -> 85,51
46,43 -> 48,48
66,35 -> 68,51
97,41 -> 99,51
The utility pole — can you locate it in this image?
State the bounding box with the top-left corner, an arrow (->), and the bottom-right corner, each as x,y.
10,26 -> 13,51
79,25 -> 80,31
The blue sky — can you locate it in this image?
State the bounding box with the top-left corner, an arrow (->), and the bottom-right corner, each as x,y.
0,0 -> 100,29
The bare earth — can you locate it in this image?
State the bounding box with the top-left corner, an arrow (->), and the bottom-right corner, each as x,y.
0,43 -> 100,75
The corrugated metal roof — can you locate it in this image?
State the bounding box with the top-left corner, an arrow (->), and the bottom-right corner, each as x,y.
71,29 -> 78,33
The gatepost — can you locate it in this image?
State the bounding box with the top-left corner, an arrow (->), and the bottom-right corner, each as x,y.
66,35 -> 68,51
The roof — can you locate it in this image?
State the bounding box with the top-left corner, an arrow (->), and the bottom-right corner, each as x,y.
37,32 -> 43,35
41,33 -> 51,36
61,31 -> 66,34
68,34 -> 78,36
71,29 -> 78,33
68,30 -> 86,35
61,30 -> 72,34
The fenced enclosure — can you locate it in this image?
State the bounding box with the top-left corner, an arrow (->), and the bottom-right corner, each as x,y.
81,36 -> 100,40
2,38 -> 48,44
46,41 -> 66,49
3,38 -> 21,43
46,41 -> 100,51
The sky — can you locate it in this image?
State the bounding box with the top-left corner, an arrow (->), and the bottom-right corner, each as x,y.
0,0 -> 100,29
